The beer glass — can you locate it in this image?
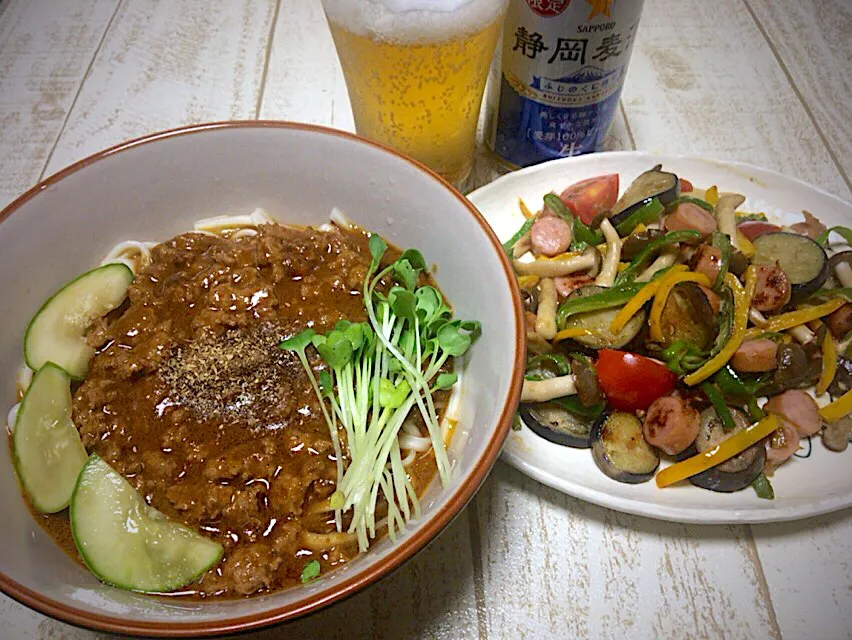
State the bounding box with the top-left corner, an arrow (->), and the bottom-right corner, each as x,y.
322,0 -> 508,192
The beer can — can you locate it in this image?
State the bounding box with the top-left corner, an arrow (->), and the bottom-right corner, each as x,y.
485,0 -> 646,169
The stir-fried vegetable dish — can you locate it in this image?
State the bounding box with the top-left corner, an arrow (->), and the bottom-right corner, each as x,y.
512,166 -> 852,497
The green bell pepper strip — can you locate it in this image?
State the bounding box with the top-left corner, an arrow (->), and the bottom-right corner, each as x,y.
735,212 -> 768,223
815,225 -> 852,247
552,395 -> 605,419
751,473 -> 774,500
525,353 -> 571,380
810,287 -> 852,302
615,230 -> 702,286
556,282 -> 645,327
702,382 -> 737,432
502,217 -> 536,255
713,366 -> 766,422
710,230 -> 732,291
661,340 -> 706,374
665,195 -> 715,214
614,198 -> 665,236
543,193 -> 603,247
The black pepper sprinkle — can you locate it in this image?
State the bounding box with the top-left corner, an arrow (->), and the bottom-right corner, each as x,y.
160,323 -> 306,428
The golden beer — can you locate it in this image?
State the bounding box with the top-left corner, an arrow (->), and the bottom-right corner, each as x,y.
323,0 -> 507,189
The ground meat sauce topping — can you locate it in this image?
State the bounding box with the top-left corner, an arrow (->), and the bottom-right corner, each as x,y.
32,224 -> 440,598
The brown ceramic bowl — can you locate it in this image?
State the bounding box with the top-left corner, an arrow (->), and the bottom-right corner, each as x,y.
0,122 -> 524,636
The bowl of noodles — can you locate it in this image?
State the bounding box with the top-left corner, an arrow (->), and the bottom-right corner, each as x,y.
0,121 -> 524,636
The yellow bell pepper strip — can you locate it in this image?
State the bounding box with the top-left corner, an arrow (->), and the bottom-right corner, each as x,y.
683,269 -> 756,386
736,231 -> 755,257
518,197 -> 534,219
819,389 -> 852,422
705,185 -> 719,206
656,414 -> 779,488
517,275 -> 540,289
649,268 -> 710,342
552,327 -> 594,344
609,278 -> 662,335
816,333 -> 838,396
535,251 -> 591,262
743,298 -> 847,340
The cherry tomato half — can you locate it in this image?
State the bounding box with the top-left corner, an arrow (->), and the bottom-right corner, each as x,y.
680,178 -> 694,193
595,349 -> 677,412
559,174 -> 619,226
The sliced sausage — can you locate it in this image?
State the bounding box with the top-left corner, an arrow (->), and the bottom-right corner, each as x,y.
698,285 -> 721,315
790,210 -> 826,240
531,215 -> 573,257
663,202 -> 717,239
642,395 -> 701,456
737,220 -> 781,241
691,244 -> 722,283
751,264 -> 792,314
763,389 -> 822,437
731,339 -> 778,373
765,419 -> 801,468
827,303 -> 852,340
554,274 -> 595,298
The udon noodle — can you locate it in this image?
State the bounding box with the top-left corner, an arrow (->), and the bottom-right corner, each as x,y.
10,208 -> 466,597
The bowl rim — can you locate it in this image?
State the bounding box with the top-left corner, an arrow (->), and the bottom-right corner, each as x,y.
0,120 -> 525,637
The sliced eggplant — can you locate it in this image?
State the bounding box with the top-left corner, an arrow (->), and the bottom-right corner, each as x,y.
727,249 -> 749,277
687,407 -> 766,492
519,402 -> 593,448
752,232 -> 828,298
763,342 -> 810,394
621,229 -> 665,261
569,354 -> 602,407
828,356 -> 852,397
591,411 -> 659,484
659,282 -> 717,350
561,285 -> 646,349
609,165 -> 680,228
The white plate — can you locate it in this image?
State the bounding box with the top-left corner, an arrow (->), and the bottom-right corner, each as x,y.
469,151 -> 852,524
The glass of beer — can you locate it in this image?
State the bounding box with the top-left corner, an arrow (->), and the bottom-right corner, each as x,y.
321,0 -> 508,192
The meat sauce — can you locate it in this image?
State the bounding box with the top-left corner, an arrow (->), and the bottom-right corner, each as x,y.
26,224 -> 441,598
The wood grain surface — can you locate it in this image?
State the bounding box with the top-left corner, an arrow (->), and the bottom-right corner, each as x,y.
0,0 -> 849,638
745,0 -> 852,192
0,0 -> 120,208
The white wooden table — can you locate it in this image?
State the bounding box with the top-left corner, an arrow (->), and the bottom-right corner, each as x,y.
1,1 -> 850,638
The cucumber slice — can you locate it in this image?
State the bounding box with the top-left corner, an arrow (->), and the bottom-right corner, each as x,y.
70,455 -> 223,593
25,263 -> 134,380
13,363 -> 88,513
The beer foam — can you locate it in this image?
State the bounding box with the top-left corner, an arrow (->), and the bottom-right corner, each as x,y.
323,0 -> 506,42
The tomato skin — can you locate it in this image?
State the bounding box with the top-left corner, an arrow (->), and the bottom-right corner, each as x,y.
737,220 -> 782,241
595,349 -> 678,412
560,174 -> 619,225
680,178 -> 694,193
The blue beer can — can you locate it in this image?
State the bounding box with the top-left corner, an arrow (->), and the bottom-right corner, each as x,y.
486,0 -> 646,169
